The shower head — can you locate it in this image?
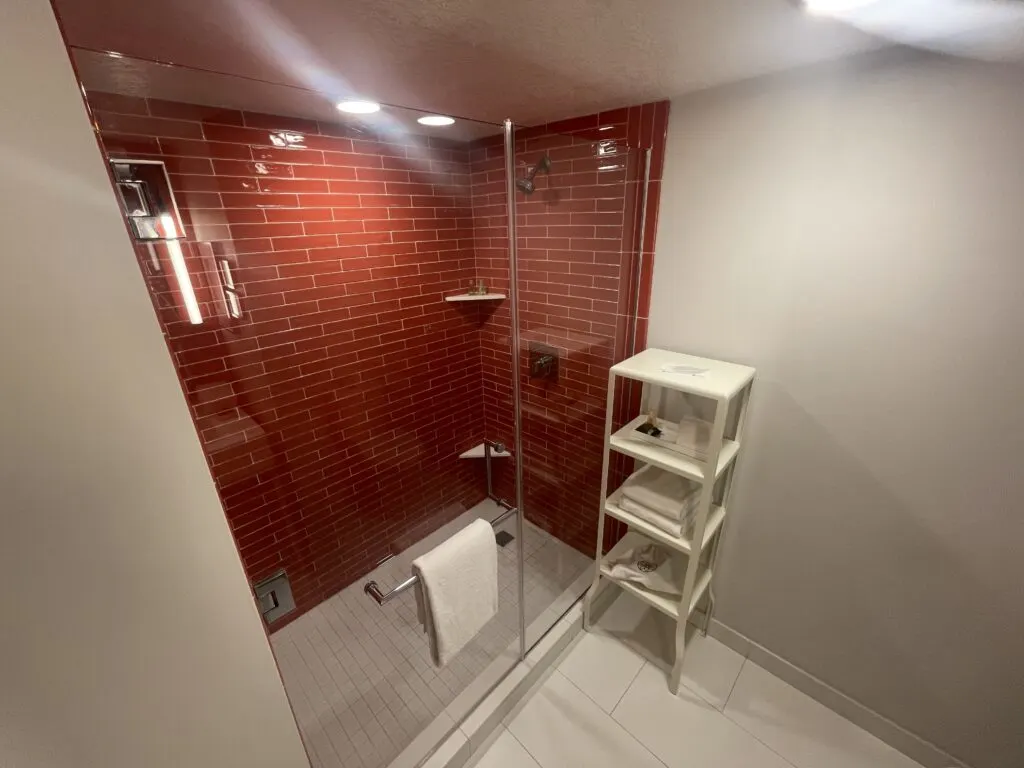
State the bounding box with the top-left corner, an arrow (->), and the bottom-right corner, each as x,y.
516,153 -> 551,195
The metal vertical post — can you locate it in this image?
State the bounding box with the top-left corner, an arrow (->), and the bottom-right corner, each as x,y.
504,119 -> 528,660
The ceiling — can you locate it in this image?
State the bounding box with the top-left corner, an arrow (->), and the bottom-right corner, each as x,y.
72,50 -> 504,140
53,0 -> 1024,126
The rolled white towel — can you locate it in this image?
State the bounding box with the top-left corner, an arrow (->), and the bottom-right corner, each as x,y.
621,465 -> 700,521
619,495 -> 696,539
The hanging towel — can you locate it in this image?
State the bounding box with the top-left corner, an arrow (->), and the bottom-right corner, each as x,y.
621,465 -> 701,521
412,519 -> 498,667
619,495 -> 695,538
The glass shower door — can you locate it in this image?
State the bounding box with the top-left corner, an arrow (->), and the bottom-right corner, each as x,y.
70,47 -> 526,768
507,118 -> 652,649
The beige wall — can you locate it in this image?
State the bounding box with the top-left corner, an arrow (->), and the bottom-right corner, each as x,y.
0,2 -> 309,766
649,49 -> 1024,768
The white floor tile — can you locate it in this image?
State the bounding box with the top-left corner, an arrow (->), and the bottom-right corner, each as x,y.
724,661 -> 925,768
588,590 -> 676,665
420,729 -> 469,768
508,669 -> 664,768
473,729 -> 542,768
558,630 -> 644,713
589,593 -> 744,710
613,662 -> 793,768
673,631 -> 746,710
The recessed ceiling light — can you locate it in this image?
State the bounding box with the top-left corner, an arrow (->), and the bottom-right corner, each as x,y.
801,0 -> 881,14
417,115 -> 456,127
336,100 -> 381,114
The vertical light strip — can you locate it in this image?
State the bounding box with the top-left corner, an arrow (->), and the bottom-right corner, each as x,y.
161,214 -> 203,325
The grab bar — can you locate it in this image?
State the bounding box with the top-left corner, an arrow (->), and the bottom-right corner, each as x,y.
363,500 -> 518,605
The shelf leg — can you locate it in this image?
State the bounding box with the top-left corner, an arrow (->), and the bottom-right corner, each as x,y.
584,369 -> 619,632
702,585 -> 715,636
669,617 -> 687,695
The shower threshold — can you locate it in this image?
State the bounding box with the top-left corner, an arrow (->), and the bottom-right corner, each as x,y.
270,498 -> 592,768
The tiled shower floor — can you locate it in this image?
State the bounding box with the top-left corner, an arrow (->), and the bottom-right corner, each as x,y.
270,500 -> 592,768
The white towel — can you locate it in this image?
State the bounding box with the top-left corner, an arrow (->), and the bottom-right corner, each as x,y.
412,519 -> 498,667
605,540 -> 683,597
619,495 -> 695,538
621,465 -> 700,521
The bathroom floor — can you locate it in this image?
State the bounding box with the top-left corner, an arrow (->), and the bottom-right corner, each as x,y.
470,593 -> 927,768
270,499 -> 592,768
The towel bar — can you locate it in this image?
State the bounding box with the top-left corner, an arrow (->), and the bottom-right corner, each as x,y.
364,501 -> 518,606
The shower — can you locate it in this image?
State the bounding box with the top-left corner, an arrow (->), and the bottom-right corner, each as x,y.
515,153 -> 551,194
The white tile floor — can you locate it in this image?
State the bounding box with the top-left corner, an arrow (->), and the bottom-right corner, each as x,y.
270,500 -> 591,768
473,592 -> 927,768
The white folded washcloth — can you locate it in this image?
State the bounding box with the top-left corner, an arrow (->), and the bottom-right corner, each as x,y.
413,519 -> 498,667
621,465 -> 700,521
619,495 -> 696,538
605,540 -> 683,597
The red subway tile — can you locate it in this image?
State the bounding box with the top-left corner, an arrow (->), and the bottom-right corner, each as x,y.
148,99 -> 245,125
272,234 -> 339,251
220,192 -> 299,209
252,146 -> 325,165
323,151 -> 384,169
87,91 -> 149,115
213,159 -> 295,178
257,178 -> 330,194
95,112 -> 204,139
160,138 -> 253,160
244,112 -> 320,134
230,222 -> 305,239
100,132 -> 161,156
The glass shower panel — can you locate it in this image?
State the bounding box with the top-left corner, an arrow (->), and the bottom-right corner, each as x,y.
72,48 -> 520,768
510,122 -> 650,649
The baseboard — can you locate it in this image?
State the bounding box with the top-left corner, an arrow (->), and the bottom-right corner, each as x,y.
708,619 -> 970,768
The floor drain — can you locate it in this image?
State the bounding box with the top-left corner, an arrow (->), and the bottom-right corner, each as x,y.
495,531 -> 515,548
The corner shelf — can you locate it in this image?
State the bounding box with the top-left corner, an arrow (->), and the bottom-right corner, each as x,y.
444,293 -> 507,302
459,443 -> 511,459
583,347 -> 755,696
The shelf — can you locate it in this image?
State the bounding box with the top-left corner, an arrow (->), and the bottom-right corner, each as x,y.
459,443 -> 512,459
610,415 -> 739,482
611,348 -> 755,400
605,488 -> 725,555
599,532 -> 710,622
444,293 -> 507,302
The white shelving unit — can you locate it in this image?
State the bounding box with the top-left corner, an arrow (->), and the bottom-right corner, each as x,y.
583,348 -> 755,694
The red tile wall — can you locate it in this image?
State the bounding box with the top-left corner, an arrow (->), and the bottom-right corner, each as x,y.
470,102 -> 670,556
89,92 -> 492,627
89,91 -> 667,627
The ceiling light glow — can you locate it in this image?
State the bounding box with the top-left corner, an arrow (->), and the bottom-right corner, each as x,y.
417,115 -> 456,127
336,100 -> 381,114
802,0 -> 881,15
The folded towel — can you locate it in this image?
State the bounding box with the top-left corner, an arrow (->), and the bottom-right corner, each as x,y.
619,495 -> 695,538
605,540 -> 683,597
412,519 -> 498,666
621,465 -> 700,521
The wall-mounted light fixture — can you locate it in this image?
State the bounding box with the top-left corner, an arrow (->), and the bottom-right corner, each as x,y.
800,0 -> 882,14
111,159 -> 203,325
336,100 -> 380,114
